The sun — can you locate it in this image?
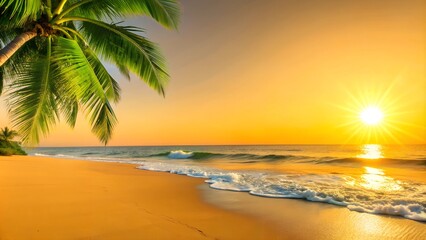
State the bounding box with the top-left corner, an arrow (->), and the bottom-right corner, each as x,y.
337,80 -> 424,144
360,106 -> 383,126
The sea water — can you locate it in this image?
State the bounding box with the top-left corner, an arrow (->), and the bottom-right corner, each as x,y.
29,144 -> 426,222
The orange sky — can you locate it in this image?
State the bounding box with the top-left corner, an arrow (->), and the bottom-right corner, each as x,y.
0,0 -> 425,146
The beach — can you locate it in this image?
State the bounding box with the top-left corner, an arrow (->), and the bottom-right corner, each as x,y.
1,155 -> 425,240
0,0 -> 424,239
0,156 -> 277,240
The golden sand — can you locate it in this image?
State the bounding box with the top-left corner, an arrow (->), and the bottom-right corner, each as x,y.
1,156 -> 425,240
0,156 -> 278,240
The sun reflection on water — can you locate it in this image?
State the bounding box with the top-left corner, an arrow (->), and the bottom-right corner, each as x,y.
346,166 -> 402,191
357,144 -> 383,159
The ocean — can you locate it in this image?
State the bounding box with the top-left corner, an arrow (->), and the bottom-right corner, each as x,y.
28,144 -> 426,222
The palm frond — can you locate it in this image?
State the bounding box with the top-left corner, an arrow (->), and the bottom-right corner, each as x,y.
1,37 -> 41,93
8,38 -> 58,144
51,59 -> 80,128
56,83 -> 79,128
116,62 -> 130,80
83,47 -> 121,102
78,19 -> 168,95
1,0 -> 180,145
0,28 -> 18,47
52,37 -> 117,144
64,0 -> 180,29
0,0 -> 42,28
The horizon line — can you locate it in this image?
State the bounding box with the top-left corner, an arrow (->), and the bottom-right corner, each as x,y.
31,143 -> 426,148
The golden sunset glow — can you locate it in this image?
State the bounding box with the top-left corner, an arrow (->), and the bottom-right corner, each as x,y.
0,0 -> 424,146
336,76 -> 425,145
1,1 -> 426,240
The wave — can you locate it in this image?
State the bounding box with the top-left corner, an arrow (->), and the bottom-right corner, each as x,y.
168,150 -> 194,159
147,150 -> 426,167
34,149 -> 426,168
139,162 -> 426,222
148,150 -> 299,161
33,153 -> 148,165
149,151 -> 223,159
34,153 -> 51,157
318,157 -> 426,166
34,153 -> 76,158
31,147 -> 426,222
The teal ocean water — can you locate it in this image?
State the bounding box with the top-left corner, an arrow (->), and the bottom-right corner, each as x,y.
29,144 -> 426,222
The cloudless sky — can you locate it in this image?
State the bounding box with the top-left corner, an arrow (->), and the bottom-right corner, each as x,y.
0,0 -> 425,146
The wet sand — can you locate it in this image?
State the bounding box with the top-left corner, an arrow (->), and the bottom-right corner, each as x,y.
201,185 -> 426,240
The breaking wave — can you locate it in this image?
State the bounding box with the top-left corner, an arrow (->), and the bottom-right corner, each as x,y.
149,150 -> 303,161
139,161 -> 426,222
147,150 -> 426,167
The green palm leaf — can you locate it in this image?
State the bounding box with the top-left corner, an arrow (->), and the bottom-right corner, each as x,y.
64,0 -> 180,29
8,38 -> 58,144
1,37 -> 40,96
1,0 -> 180,145
0,28 -> 18,46
0,0 -> 41,28
78,19 -> 168,95
83,47 -> 121,102
52,37 -> 117,144
55,82 -> 79,128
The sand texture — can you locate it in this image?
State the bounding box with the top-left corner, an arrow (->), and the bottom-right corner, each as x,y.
1,156 -> 425,240
0,156 -> 278,240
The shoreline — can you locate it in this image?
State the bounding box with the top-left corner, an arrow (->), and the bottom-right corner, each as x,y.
201,185 -> 426,240
1,155 -> 425,239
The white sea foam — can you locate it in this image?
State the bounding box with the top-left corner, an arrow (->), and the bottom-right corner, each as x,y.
34,153 -> 76,158
30,146 -> 426,222
34,153 -> 50,157
348,203 -> 426,221
138,161 -> 426,222
33,153 -> 145,165
168,150 -> 194,159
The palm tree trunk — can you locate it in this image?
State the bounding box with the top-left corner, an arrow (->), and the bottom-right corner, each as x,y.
0,31 -> 37,67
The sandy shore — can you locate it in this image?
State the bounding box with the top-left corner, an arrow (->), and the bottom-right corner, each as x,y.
0,156 -> 278,240
1,156 -> 425,240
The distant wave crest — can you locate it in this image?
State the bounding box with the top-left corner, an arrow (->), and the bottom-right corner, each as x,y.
147,150 -> 426,166
34,153 -> 76,158
34,150 -> 426,167
148,150 -> 297,161
318,157 -> 426,166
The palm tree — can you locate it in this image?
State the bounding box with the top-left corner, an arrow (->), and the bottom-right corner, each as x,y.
0,127 -> 19,142
0,0 -> 180,144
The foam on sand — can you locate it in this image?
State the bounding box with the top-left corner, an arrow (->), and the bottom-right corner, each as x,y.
138,161 -> 426,222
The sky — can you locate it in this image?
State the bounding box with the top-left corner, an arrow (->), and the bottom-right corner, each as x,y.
0,0 -> 425,146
